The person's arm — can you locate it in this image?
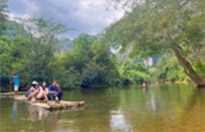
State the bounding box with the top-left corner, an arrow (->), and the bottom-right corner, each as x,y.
48,86 -> 57,94
45,88 -> 49,93
29,86 -> 35,91
49,91 -> 57,94
36,86 -> 40,92
49,91 -> 58,94
10,76 -> 13,84
56,84 -> 62,93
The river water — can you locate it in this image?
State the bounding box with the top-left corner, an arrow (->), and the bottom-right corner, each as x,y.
0,84 -> 204,132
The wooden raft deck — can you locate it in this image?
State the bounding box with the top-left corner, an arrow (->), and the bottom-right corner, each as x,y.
14,95 -> 85,110
0,92 -> 26,97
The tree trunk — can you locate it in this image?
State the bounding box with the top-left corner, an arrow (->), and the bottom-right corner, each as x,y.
172,46 -> 205,88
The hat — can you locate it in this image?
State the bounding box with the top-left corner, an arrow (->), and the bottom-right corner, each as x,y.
32,81 -> 38,85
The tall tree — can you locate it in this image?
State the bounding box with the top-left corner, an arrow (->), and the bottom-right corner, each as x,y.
18,17 -> 67,84
0,0 -> 8,35
106,0 -> 205,87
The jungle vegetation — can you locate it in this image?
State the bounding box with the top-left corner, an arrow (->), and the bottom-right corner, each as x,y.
0,0 -> 204,90
106,0 -> 205,87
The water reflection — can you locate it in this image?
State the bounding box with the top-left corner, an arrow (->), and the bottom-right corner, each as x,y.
110,109 -> 133,132
27,105 -> 49,121
179,88 -> 205,131
142,87 -> 147,93
12,100 -> 18,119
149,92 -> 157,112
26,104 -> 59,131
185,88 -> 205,109
142,87 -> 158,112
1,84 -> 205,132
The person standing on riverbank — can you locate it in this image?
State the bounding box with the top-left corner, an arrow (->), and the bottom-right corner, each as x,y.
12,74 -> 19,96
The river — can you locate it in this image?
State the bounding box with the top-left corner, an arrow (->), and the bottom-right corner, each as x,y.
0,84 -> 204,132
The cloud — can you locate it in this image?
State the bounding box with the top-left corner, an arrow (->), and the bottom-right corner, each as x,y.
7,0 -> 124,38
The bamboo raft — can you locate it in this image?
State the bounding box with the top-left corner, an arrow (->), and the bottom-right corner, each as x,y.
14,95 -> 85,110
0,92 -> 26,97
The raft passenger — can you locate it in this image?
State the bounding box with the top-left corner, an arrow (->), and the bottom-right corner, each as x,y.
37,81 -> 49,100
26,81 -> 39,100
48,81 -> 63,101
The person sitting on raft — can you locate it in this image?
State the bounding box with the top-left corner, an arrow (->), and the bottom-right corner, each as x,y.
25,81 -> 37,98
48,81 -> 63,102
25,81 -> 39,101
36,81 -> 49,101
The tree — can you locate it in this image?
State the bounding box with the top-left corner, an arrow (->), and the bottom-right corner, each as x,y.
106,0 -> 205,87
4,21 -> 30,38
0,0 -> 8,35
89,39 -> 119,86
0,35 -> 30,88
118,60 -> 151,84
0,36 -> 12,88
0,15 -> 68,88
17,17 -> 67,85
149,55 -> 189,83
57,34 -> 119,88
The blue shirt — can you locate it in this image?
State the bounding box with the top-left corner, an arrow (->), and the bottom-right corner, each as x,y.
13,76 -> 19,86
49,85 -> 58,92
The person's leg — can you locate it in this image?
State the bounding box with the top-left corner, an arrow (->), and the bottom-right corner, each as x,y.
37,93 -> 43,100
47,94 -> 51,100
48,94 -> 55,100
43,92 -> 48,100
28,91 -> 34,99
48,94 -> 56,105
57,92 -> 63,100
14,85 -> 19,96
15,91 -> 18,96
31,90 -> 39,98
31,97 -> 36,103
30,91 -> 37,103
25,91 -> 31,97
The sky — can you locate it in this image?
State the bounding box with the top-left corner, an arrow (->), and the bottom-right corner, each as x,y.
7,0 -> 125,39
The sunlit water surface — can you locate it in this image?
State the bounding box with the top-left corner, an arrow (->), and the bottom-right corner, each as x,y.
0,84 -> 205,132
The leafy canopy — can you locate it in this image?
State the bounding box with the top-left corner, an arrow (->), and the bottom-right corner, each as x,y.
106,0 -> 205,60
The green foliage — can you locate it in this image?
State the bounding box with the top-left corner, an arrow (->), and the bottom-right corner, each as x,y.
56,34 -> 119,88
118,60 -> 151,85
107,0 -> 204,56
17,17 -> 67,85
106,0 -> 205,83
150,55 -> 189,82
0,15 -> 67,89
0,0 -> 8,35
0,36 -> 11,87
0,35 -> 29,87
193,62 -> 205,76
2,0 -> 202,90
4,21 -> 30,37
